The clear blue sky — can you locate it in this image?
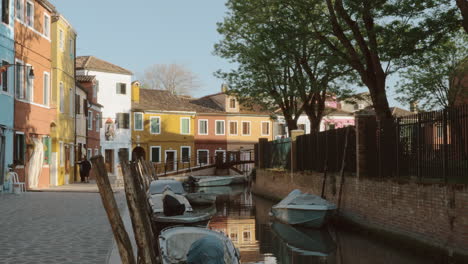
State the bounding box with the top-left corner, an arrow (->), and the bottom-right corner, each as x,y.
51,0 -> 403,108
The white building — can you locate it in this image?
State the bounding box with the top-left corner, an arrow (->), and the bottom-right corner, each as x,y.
76,56 -> 132,180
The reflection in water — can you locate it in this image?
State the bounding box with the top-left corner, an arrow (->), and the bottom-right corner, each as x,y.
206,186 -> 444,264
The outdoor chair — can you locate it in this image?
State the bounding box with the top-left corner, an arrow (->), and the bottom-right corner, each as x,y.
9,172 -> 26,193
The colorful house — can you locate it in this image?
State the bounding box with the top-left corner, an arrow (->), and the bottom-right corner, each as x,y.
51,13 -> 76,185
13,0 -> 55,189
0,0 -> 15,186
76,56 -> 132,182
131,86 -> 196,171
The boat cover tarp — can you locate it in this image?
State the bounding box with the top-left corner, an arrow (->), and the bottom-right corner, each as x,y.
149,188 -> 192,213
149,180 -> 186,195
275,189 -> 336,209
186,236 -> 225,264
163,194 -> 186,216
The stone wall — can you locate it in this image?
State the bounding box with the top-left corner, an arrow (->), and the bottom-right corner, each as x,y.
252,169 -> 468,257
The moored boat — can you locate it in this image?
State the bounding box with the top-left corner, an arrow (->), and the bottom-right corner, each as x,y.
188,175 -> 245,187
271,189 -> 336,228
158,226 -> 241,264
185,192 -> 217,205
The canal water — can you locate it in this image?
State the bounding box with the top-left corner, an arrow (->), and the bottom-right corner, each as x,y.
195,184 -> 451,264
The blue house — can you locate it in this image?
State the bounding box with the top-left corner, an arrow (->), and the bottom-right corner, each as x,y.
0,0 -> 15,186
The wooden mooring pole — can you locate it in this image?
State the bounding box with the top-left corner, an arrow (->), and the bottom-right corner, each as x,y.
91,155 -> 136,264
337,127 -> 351,210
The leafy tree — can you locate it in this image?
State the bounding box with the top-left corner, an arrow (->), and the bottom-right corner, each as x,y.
396,32 -> 468,110
215,0 -> 354,133
293,0 -> 461,122
456,0 -> 468,33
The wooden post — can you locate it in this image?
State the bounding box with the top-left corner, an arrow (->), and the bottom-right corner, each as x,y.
337,127 -> 351,210
118,151 -> 157,264
91,155 -> 136,264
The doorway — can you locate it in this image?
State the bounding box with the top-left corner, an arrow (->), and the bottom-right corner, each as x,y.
165,150 -> 177,172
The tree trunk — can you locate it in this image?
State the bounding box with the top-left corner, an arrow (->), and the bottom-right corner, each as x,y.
363,73 -> 393,122
286,118 -> 299,137
456,0 -> 468,34
308,114 -> 322,134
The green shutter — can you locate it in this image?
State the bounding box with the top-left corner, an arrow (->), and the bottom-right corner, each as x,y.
43,137 -> 51,165
182,119 -> 189,134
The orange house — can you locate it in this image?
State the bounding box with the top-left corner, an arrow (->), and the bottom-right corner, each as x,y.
13,0 -> 55,189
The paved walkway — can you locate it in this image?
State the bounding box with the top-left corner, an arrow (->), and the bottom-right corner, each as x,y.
0,191 -> 126,264
29,181 -> 124,193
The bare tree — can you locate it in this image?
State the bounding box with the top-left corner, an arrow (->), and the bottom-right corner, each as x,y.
141,64 -> 200,95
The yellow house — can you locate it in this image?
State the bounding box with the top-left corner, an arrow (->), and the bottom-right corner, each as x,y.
131,84 -> 196,172
50,14 -> 77,185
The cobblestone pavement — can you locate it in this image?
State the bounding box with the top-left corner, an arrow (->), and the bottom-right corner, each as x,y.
0,191 -> 125,264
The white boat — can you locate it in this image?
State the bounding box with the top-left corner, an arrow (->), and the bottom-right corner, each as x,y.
189,175 -> 245,187
185,192 -> 217,205
158,226 -> 241,264
271,189 -> 336,228
149,179 -> 217,205
148,180 -> 215,230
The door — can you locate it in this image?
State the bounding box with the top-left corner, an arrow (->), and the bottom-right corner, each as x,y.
165,151 -> 176,172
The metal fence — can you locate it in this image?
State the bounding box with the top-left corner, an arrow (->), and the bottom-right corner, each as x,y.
296,127 -> 356,173
375,105 -> 468,182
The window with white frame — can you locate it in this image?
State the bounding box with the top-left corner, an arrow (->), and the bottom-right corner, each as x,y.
116,83 -> 126,94
1,61 -> 8,93
215,120 -> 225,135
15,60 -> 24,99
14,132 -> 25,164
59,29 -> 64,51
43,14 -> 50,38
229,98 -> 236,109
93,80 -> 98,98
180,117 -> 190,135
134,112 -> 143,131
215,150 -> 226,162
69,38 -> 74,59
25,65 -> 33,101
95,114 -> 100,132
69,88 -> 74,116
198,119 -> 208,135
242,121 -> 251,136
261,121 -> 270,136
150,116 -> 160,134
59,82 -> 64,112
2,0 -> 10,24
43,72 -> 50,106
150,146 -> 161,163
25,0 -> 33,27
181,146 -> 190,163
60,142 -> 64,166
197,150 -> 209,165
88,111 -> 93,130
16,0 -> 24,22
229,121 -> 238,135
87,148 -> 92,160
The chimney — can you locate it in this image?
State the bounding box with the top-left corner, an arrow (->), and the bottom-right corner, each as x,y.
221,83 -> 228,93
132,81 -> 140,103
410,101 -> 418,113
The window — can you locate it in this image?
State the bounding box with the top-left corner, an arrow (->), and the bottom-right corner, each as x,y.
180,117 -> 190,135
25,1 -> 33,27
215,150 -> 226,162
150,116 -> 160,134
59,82 -> 64,112
181,146 -> 190,163
2,0 -> 10,24
69,38 -> 74,59
215,120 -> 225,135
116,83 -> 126,94
93,80 -> 98,98
43,72 -> 49,105
94,149 -> 99,156
43,14 -> 50,38
59,142 -> 64,166
14,133 -> 25,164
277,124 -> 286,136
75,94 -> 81,114
116,113 -> 129,129
15,61 -> 24,99
1,61 -> 8,92
298,124 -> 306,131
150,146 -> 161,163
230,232 -> 238,242
95,114 -> 100,132
134,112 -> 143,131
88,111 -> 93,130
105,149 -> 114,173
59,29 -> 64,51
229,98 -> 236,109
42,136 -> 50,165
25,65 -> 33,101
229,121 -> 238,135
261,121 -> 270,136
69,88 -> 74,116
16,0 -> 24,21
242,121 -> 251,136
197,150 -> 209,165
198,119 -> 208,135
243,231 -> 251,242
87,148 -> 92,159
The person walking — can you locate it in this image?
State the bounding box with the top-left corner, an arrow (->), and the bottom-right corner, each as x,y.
78,156 -> 92,183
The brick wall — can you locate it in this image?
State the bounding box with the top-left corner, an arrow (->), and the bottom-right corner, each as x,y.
253,169 -> 468,256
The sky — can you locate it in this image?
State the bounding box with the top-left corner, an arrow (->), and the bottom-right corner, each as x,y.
51,0 -> 403,108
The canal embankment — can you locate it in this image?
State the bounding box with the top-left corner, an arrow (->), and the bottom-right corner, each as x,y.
251,168 -> 468,260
